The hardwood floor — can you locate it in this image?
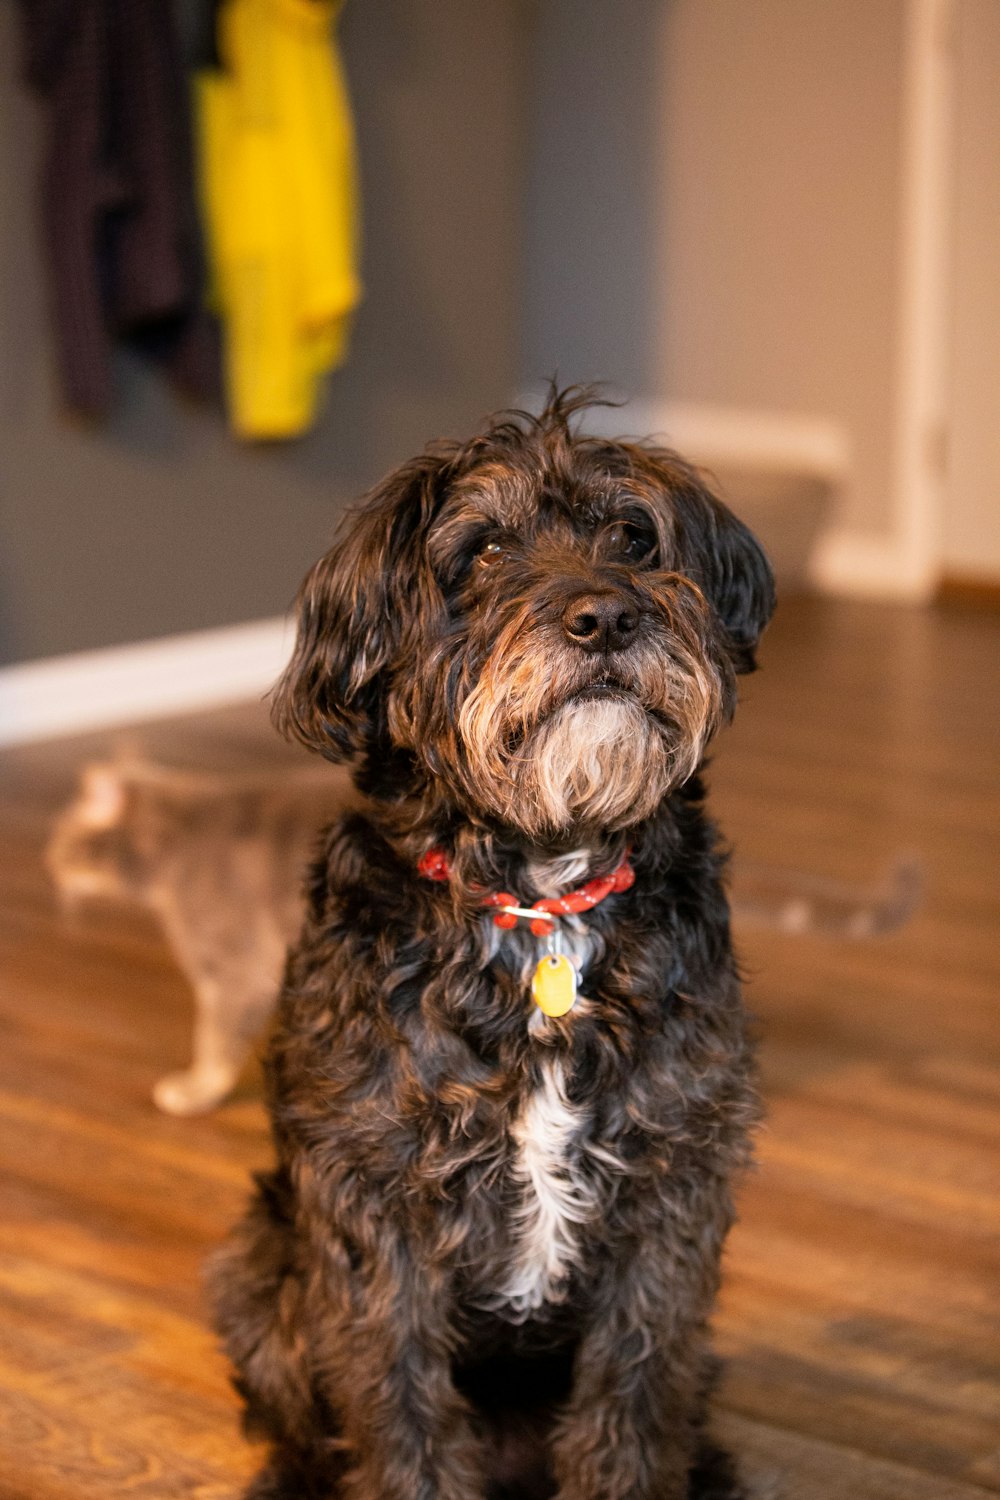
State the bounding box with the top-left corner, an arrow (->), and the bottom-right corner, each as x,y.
0,595 -> 997,1499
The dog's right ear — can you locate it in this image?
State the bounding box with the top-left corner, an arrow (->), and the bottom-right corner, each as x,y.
668,477 -> 776,675
271,453 -> 448,760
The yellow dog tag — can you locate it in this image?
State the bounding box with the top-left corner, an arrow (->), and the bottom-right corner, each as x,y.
531,953 -> 578,1017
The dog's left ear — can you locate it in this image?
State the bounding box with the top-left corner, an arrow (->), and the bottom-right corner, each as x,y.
670,478 -> 776,673
272,453 -> 448,759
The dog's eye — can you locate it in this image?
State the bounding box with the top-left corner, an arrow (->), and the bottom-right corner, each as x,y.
476,541 -> 507,569
603,521 -> 657,564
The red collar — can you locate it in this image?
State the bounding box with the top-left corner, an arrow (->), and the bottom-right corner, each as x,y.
417,846 -> 635,936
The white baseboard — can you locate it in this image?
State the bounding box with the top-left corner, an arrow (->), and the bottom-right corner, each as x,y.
517,388 -> 852,483
580,398 -> 852,484
808,527 -> 938,601
0,617 -> 291,747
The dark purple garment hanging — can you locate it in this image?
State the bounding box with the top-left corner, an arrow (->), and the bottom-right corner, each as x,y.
17,0 -> 217,419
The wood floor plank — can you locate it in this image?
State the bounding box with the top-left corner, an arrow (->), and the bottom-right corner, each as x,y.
719,1412 -> 998,1500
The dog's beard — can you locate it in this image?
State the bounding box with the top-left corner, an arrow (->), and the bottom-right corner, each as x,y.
515,695 -> 672,834
454,590 -> 728,838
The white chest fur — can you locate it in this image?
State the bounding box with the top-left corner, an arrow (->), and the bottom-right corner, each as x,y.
479,856 -> 609,1316
497,1056 -> 596,1314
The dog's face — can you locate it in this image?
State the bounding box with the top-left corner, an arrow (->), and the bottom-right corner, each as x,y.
274,396 -> 774,841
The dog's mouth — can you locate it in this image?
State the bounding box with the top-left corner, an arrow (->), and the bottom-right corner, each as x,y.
572,678 -> 633,705
570,680 -> 688,745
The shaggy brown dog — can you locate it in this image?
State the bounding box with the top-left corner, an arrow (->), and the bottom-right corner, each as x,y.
210,389 -> 775,1500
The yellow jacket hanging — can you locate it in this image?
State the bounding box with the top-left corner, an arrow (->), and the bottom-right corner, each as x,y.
197,0 -> 361,439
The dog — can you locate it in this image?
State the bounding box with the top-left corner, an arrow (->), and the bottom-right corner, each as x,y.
209,387 -> 776,1500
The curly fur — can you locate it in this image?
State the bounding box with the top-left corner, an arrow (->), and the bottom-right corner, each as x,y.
209,387 -> 775,1500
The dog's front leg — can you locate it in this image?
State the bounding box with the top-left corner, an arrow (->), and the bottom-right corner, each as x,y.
551,1216 -> 725,1500
321,1247 -> 486,1500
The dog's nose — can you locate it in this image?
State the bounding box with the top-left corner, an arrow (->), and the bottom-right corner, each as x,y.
561,592 -> 640,653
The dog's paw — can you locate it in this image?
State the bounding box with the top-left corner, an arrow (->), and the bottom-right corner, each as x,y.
153,1064 -> 237,1116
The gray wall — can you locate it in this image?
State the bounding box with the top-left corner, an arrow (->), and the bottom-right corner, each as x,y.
522,0 -> 667,395
526,0 -> 907,540
0,2 -> 528,666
